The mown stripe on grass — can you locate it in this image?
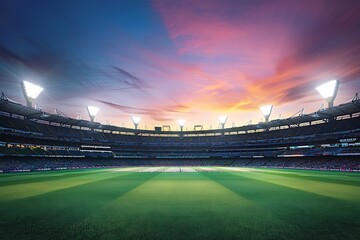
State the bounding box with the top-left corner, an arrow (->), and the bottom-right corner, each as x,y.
0,171 -> 160,240
222,169 -> 360,201
70,172 -> 260,240
107,167 -> 145,172
253,169 -> 360,187
255,171 -> 360,187
0,170 -> 138,201
0,168 -> 97,178
201,171 -> 360,240
0,169 -> 106,187
258,168 -> 360,177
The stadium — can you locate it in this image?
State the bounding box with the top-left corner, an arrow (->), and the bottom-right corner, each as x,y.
1,1 -> 360,240
1,81 -> 360,172
1,79 -> 360,239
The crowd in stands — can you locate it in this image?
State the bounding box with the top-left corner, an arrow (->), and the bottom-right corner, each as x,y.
0,103 -> 359,173
0,157 -> 359,172
1,145 -> 359,159
1,114 -> 359,148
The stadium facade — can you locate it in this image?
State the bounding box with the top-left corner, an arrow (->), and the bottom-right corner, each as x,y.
0,94 -> 359,172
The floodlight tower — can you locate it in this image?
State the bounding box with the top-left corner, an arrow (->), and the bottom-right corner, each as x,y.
218,115 -> 228,129
20,81 -> 44,108
87,106 -> 99,122
316,80 -> 339,108
178,119 -> 186,131
260,105 -> 273,122
132,116 -> 141,129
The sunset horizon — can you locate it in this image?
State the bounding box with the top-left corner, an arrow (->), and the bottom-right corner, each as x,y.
1,0 -> 359,129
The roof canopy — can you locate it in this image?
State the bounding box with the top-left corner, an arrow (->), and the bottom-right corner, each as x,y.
0,97 -> 359,136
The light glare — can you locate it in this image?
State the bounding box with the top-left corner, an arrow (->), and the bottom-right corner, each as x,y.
316,80 -> 338,99
87,106 -> 99,117
218,115 -> 228,124
132,116 -> 141,124
23,81 -> 43,99
178,119 -> 186,127
260,105 -> 273,117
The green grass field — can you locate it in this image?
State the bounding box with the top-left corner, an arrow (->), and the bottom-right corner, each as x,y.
0,167 -> 359,240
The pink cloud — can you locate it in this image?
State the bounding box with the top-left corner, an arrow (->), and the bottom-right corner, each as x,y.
151,0 -> 359,113
98,0 -> 360,127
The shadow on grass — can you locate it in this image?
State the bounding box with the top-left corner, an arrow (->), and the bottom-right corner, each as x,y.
254,170 -> 360,187
0,171 -> 160,240
201,171 -> 360,240
0,169 -> 105,187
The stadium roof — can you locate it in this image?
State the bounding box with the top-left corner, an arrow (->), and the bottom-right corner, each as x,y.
0,96 -> 359,136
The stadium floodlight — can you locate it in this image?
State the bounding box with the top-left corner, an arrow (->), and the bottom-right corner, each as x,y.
316,80 -> 339,108
218,115 -> 228,129
260,105 -> 273,122
87,106 -> 99,122
132,116 -> 141,129
178,119 -> 186,131
20,81 -> 44,107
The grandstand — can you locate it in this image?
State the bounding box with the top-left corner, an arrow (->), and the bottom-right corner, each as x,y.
0,92 -> 359,172
0,83 -> 359,240
2,1 -> 360,238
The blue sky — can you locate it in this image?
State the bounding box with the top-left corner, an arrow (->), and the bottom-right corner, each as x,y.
0,0 -> 359,129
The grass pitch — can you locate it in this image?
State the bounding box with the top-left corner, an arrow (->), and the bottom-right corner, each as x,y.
0,167 -> 359,240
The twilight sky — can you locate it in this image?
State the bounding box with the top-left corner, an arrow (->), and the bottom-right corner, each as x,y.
0,0 -> 359,130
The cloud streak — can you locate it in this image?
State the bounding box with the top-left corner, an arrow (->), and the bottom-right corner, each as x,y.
153,0 -> 360,113
94,98 -> 190,122
0,0 -> 359,127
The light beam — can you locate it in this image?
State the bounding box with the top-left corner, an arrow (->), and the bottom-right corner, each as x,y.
87,106 -> 99,122
260,105 -> 273,122
316,80 -> 339,108
21,81 -> 44,108
132,116 -> 141,129
218,115 -> 228,129
178,119 -> 186,131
